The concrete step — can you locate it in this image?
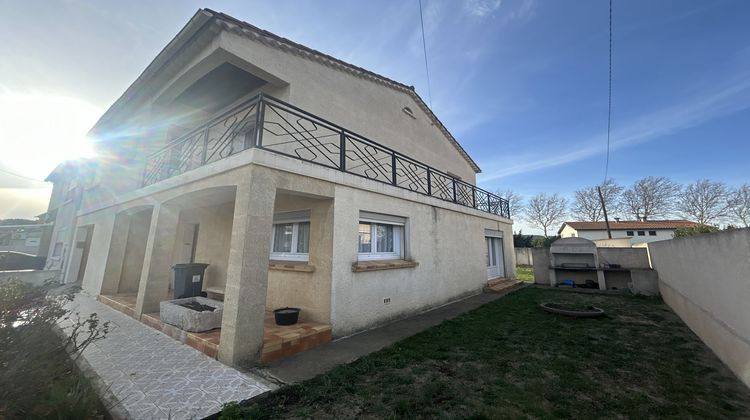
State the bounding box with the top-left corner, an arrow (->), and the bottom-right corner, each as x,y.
484,279 -> 524,294
486,277 -> 511,287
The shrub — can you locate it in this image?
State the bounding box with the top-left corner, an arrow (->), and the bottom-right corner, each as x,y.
0,279 -> 109,417
673,225 -> 719,238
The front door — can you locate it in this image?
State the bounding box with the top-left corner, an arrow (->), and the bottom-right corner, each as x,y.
486,236 -> 505,279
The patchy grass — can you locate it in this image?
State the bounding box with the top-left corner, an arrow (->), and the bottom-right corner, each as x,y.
516,265 -> 534,282
225,288 -> 750,419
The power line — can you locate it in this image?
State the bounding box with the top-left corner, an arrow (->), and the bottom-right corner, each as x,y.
604,0 -> 613,183
418,0 -> 433,108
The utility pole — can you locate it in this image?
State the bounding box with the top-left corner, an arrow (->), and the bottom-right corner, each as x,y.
598,186 -> 613,239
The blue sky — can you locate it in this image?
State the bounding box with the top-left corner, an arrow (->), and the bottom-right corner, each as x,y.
1,0 -> 749,233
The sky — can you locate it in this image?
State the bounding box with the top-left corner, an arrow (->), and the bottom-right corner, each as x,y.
1,0 -> 748,234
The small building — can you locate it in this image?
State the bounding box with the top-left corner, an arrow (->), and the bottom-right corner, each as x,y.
558,220 -> 700,244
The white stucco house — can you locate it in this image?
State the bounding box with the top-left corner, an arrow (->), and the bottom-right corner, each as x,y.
44,9 -> 515,366
558,220 -> 700,245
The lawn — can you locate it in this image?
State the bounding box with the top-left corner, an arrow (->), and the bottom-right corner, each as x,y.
516,265 -> 534,282
224,288 -> 750,419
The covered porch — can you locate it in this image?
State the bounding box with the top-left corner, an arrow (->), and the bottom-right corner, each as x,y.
97,170 -> 336,365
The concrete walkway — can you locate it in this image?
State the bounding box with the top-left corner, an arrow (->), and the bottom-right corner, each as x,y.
63,294 -> 274,419
258,285 -> 526,384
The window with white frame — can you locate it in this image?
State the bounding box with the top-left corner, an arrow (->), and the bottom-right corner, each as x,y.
270,210 -> 310,262
358,211 -> 405,261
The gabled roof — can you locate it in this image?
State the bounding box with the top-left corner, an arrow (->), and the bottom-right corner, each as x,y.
91,9 -> 482,173
559,220 -> 701,234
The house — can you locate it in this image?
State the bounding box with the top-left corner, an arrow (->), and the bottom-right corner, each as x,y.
41,160 -> 96,278
44,9 -> 514,367
558,220 -> 701,244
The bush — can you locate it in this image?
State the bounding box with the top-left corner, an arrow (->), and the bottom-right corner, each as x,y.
0,279 -> 109,417
532,236 -> 560,248
673,225 -> 719,238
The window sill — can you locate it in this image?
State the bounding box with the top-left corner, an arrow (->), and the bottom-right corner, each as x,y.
351,259 -> 419,273
269,261 -> 316,273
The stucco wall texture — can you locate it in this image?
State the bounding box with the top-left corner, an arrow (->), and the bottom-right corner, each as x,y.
649,228 -> 750,387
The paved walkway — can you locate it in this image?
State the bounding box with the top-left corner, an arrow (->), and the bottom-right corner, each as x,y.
258,284 -> 527,384
63,294 -> 273,419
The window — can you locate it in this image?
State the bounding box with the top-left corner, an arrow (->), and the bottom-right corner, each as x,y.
637,231 -> 645,236
358,211 -> 405,261
626,231 -> 634,236
648,231 -> 657,236
270,210 -> 310,262
52,242 -> 63,257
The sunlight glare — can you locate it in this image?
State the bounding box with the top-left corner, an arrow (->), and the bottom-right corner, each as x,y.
0,93 -> 102,181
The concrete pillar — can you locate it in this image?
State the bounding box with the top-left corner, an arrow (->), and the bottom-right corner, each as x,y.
219,169 -> 277,366
99,212 -> 130,295
135,203 -> 180,318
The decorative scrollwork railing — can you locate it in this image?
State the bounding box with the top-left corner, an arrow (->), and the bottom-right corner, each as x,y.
142,94 -> 510,218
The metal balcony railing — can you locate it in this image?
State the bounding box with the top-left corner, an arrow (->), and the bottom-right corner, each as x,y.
142,94 -> 510,218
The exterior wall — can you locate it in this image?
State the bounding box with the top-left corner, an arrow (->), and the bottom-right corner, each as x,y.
649,228 -> 750,387
171,202 -> 235,294
329,184 -> 513,337
45,179 -> 82,276
532,248 -> 550,284
515,247 -> 533,265
118,209 -> 152,293
0,224 -> 51,255
597,248 -> 650,269
0,269 -> 60,287
69,145 -> 511,344
565,227 -> 676,244
75,209 -> 117,294
563,226 -> 674,244
265,195 -> 334,324
218,30 -> 478,183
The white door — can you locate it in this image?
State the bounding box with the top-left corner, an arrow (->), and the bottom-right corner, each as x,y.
486,237 -> 505,279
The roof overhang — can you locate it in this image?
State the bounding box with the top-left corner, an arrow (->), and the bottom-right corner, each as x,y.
89,9 -> 482,173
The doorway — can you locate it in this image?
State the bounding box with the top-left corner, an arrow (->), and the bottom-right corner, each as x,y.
486,236 -> 505,279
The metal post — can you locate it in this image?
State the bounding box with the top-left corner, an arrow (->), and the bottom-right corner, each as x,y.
201,129 -> 209,164
251,96 -> 262,149
427,168 -> 432,196
472,187 -> 476,209
391,153 -> 397,186
256,99 -> 266,148
452,178 -> 457,203
339,131 -> 346,171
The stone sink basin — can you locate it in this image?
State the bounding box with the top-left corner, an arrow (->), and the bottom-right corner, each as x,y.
160,297 -> 223,332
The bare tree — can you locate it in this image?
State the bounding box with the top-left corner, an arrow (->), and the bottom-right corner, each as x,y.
571,179 -> 623,221
677,179 -> 729,225
727,184 -> 750,227
524,193 -> 567,237
621,176 -> 680,221
497,189 -> 523,218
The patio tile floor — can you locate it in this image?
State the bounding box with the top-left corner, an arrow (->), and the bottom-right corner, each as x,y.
64,294 -> 274,419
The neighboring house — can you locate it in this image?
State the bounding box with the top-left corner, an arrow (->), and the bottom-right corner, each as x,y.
41,160 -> 95,281
558,220 -> 701,244
0,223 -> 52,256
44,9 -> 514,367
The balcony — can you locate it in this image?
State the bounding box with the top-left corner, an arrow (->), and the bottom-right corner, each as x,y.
142,94 -> 510,218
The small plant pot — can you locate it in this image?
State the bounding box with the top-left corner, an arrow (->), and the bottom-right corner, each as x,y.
274,307 -> 300,325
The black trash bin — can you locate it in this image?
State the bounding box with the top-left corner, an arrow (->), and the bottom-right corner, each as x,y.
172,263 -> 209,299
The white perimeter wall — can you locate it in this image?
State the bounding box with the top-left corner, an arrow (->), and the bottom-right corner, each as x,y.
648,228 -> 750,387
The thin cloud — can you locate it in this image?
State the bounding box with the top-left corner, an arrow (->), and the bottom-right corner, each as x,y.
478,74 -> 750,182
465,0 -> 504,17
